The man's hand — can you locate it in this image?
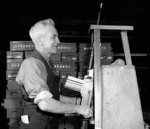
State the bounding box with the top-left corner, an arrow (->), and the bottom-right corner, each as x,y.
76,105 -> 93,118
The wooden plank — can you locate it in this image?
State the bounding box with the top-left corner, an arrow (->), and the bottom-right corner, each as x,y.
121,31 -> 132,65
102,66 -> 144,129
94,29 -> 102,129
90,25 -> 133,31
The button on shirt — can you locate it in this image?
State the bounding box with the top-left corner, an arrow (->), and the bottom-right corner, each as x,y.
16,53 -> 53,104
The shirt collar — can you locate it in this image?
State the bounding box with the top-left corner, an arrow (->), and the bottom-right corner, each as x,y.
38,51 -> 50,64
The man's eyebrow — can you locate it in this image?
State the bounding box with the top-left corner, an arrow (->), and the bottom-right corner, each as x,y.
52,34 -> 58,37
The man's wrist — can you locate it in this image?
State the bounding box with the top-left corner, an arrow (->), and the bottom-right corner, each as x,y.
74,105 -> 81,114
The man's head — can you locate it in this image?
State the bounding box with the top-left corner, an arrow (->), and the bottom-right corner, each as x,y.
29,18 -> 60,56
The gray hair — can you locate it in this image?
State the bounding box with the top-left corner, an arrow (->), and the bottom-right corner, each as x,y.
29,18 -> 55,42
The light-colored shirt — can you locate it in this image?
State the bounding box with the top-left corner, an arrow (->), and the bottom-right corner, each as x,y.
16,56 -> 53,104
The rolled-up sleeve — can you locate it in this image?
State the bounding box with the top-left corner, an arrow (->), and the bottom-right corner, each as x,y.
16,57 -> 53,103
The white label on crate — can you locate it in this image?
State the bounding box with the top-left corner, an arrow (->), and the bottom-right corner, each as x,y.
21,115 -> 29,124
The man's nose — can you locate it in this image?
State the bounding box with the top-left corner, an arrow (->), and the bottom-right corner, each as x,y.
56,37 -> 60,44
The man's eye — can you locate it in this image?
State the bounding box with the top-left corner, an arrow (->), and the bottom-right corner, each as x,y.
54,35 -> 58,38
50,36 -> 55,39
50,35 -> 57,39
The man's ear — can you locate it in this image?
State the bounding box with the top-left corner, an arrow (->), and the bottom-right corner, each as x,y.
36,37 -> 43,46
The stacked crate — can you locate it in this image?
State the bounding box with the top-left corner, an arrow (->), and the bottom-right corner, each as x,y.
4,41 -> 35,129
78,43 -> 113,78
53,43 -> 80,129
57,43 -> 79,97
5,50 -> 26,129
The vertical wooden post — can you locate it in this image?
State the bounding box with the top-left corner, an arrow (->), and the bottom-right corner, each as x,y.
94,29 -> 102,129
121,31 -> 132,65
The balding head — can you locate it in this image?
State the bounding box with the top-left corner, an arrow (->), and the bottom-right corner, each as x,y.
29,18 -> 55,42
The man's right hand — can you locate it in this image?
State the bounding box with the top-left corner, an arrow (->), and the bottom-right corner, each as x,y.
76,105 -> 93,118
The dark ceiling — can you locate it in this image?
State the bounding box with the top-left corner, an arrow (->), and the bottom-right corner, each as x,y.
0,0 -> 149,51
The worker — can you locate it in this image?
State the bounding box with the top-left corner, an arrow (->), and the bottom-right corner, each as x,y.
16,18 -> 92,129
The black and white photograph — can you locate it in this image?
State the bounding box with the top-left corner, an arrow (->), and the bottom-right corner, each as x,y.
0,0 -> 149,129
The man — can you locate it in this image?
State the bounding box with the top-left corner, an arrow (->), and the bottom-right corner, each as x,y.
16,18 -> 92,129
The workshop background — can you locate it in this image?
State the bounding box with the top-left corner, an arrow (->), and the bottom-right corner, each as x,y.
0,0 -> 149,128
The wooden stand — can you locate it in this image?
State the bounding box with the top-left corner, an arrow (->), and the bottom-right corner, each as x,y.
90,25 -> 144,129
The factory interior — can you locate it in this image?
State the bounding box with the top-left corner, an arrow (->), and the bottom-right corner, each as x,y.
0,0 -> 149,129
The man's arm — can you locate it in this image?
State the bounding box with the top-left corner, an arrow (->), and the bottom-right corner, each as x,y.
59,95 -> 81,105
38,97 -> 91,118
